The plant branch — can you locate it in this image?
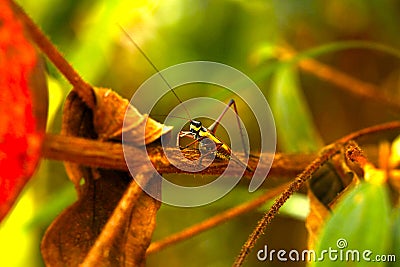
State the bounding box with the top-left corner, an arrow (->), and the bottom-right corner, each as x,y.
41,133 -> 315,180
12,1 -> 96,109
146,182 -> 291,255
42,121 -> 400,179
81,173 -> 150,267
278,47 -> 400,113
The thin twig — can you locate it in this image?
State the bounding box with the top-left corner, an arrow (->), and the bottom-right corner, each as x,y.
300,58 -> 400,112
233,120 -> 400,266
80,173 -> 150,267
233,144 -> 340,266
11,1 -> 96,109
278,47 -> 400,112
146,182 -> 291,255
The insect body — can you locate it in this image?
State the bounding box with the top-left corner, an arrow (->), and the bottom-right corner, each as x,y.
186,119 -> 253,172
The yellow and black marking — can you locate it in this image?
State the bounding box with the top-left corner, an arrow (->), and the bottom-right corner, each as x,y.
189,120 -> 253,172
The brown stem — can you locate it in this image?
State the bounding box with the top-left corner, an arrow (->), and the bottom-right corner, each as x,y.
232,120 -> 400,266
42,133 -> 315,180
11,1 -> 96,109
146,182 -> 291,255
336,121 -> 400,142
278,47 -> 400,113
42,121 -> 400,178
43,134 -> 132,171
233,144 -> 340,266
81,173 -> 149,267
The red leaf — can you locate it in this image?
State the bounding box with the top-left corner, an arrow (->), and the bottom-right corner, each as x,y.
0,0 -> 47,222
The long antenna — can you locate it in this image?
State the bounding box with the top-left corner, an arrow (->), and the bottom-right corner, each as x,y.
118,25 -> 191,120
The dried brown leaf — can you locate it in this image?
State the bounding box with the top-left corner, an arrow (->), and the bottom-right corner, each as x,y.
41,89 -> 163,266
93,88 -> 171,144
306,150 -> 360,249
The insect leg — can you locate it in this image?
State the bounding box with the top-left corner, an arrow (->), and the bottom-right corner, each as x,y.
208,99 -> 249,158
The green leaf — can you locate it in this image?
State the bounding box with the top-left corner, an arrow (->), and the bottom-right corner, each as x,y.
270,64 -> 323,153
46,75 -> 65,128
67,0 -> 133,84
310,182 -> 391,267
389,209 -> 400,266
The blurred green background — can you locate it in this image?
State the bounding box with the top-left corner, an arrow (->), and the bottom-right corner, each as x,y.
1,0 -> 400,266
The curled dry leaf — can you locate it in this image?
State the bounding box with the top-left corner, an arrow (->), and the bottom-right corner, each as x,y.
0,0 -> 48,222
93,88 -> 172,144
41,88 -> 168,266
306,152 -> 359,249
